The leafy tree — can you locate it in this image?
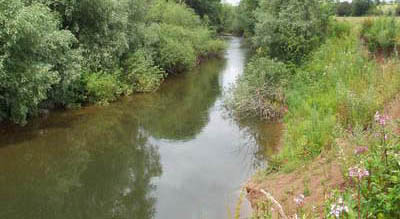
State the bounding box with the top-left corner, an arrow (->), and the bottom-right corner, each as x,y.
0,0 -> 81,124
336,2 -> 352,16
235,0 -> 259,36
253,0 -> 333,64
352,0 -> 371,16
182,0 -> 222,30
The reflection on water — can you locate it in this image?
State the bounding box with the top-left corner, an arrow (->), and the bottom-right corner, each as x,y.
0,37 -> 281,219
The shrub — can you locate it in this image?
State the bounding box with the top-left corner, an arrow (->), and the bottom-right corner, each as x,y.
253,0 -> 333,64
123,49 -> 165,93
361,17 -> 399,53
329,19 -> 351,38
144,5 -> 225,73
228,57 -> 290,120
85,72 -> 123,104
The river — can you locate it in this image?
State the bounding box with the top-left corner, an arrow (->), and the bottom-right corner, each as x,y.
0,37 -> 281,219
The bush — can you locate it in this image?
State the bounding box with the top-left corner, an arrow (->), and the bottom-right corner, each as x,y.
253,0 -> 333,64
85,72 -> 123,105
329,19 -> 352,38
123,49 -> 165,93
144,1 -> 226,73
361,17 -> 399,53
228,57 -> 290,120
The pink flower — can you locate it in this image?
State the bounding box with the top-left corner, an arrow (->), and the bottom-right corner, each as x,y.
354,146 -> 368,155
349,167 -> 369,180
375,111 -> 390,126
294,194 -> 305,206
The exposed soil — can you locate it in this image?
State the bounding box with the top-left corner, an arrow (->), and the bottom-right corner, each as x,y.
245,93 -> 400,218
245,152 -> 346,218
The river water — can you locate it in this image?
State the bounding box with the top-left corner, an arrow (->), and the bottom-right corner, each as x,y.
0,37 -> 281,219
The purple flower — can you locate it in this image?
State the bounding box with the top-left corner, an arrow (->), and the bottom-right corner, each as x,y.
354,146 -> 368,155
375,111 -> 389,126
294,194 -> 305,206
349,167 -> 369,180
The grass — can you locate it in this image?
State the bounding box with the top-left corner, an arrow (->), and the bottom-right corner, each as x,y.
248,18 -> 400,218
274,26 -> 400,171
336,16 -> 400,24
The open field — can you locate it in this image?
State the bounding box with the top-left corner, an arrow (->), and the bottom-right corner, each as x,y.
336,16 -> 400,24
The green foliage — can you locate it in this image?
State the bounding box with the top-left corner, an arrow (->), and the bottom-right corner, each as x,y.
396,4 -> 400,16
85,72 -> 123,105
228,0 -> 333,123
218,3 -> 236,33
123,49 -> 165,93
0,0 -> 225,125
362,136 -> 400,217
145,0 -> 226,73
326,121 -> 400,218
361,17 -> 399,53
352,0 -> 372,16
336,2 -> 352,17
228,57 -> 290,120
328,19 -> 352,38
253,0 -> 333,64
0,0 -> 81,124
182,0 -> 222,31
235,0 -> 259,36
282,32 -> 400,169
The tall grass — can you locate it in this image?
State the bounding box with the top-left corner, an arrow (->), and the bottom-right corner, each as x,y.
278,31 -> 400,171
361,17 -> 399,53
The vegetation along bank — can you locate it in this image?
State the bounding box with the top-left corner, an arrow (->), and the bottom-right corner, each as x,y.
227,0 -> 400,218
2,0 -> 400,217
0,0 -> 236,125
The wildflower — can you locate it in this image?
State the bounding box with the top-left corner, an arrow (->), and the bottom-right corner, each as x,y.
354,146 -> 368,155
329,200 -> 349,218
294,194 -> 305,206
375,111 -> 389,126
385,134 -> 388,141
349,167 -> 369,180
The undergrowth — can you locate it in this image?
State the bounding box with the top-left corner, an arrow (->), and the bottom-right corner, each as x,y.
275,29 -> 400,172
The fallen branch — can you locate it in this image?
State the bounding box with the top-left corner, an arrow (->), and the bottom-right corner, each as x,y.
259,189 -> 288,219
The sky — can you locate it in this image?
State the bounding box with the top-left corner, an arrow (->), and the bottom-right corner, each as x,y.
222,0 -> 240,6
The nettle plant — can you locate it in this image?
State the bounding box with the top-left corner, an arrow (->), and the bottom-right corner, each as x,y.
326,112 -> 400,218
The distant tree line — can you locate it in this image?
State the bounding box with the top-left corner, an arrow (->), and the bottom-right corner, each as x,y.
336,0 -> 400,16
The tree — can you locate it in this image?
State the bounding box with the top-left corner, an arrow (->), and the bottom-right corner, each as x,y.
0,0 -> 81,124
336,2 -> 352,16
352,0 -> 371,16
253,0 -> 333,63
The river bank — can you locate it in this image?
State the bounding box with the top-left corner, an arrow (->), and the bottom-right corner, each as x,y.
242,19 -> 400,218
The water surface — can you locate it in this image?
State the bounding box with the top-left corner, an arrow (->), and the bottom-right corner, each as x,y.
0,37 -> 281,219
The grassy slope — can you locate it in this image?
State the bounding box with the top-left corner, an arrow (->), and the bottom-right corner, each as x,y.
245,20 -> 400,218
